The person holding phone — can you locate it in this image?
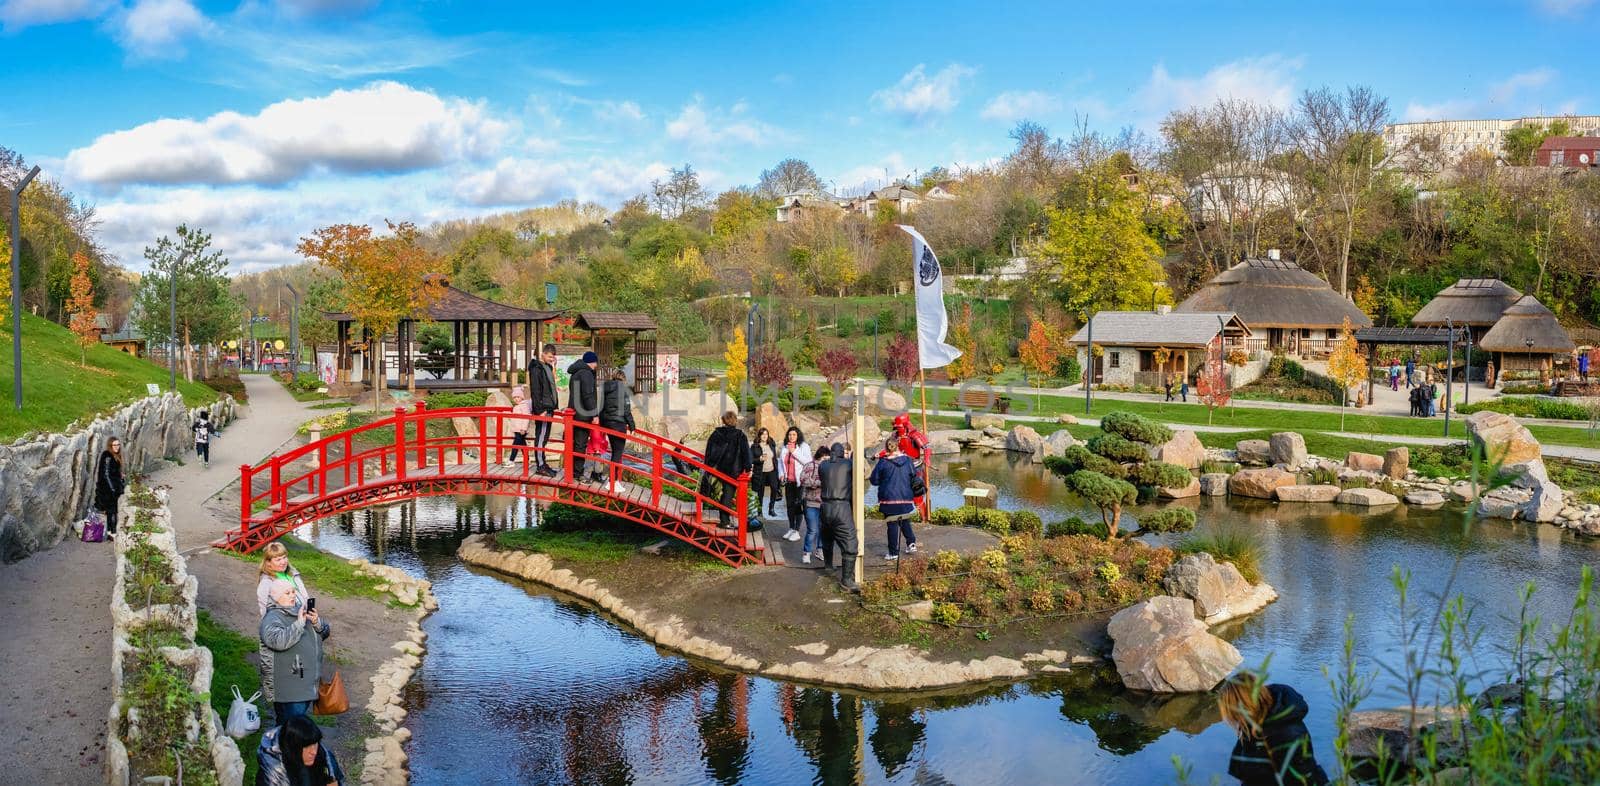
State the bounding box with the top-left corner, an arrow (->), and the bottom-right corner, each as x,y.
259,579 -> 329,726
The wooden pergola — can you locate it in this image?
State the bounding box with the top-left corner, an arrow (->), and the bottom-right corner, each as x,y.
576,312 -> 659,393
324,276 -> 563,392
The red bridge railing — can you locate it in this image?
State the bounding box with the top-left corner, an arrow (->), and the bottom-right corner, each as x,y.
229,402 -> 759,565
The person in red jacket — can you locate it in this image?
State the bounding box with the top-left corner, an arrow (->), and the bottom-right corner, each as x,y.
883,413 -> 929,518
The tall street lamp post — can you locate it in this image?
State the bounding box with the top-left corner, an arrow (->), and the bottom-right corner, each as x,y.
285,283 -> 300,383
168,249 -> 189,391
10,165 -> 40,412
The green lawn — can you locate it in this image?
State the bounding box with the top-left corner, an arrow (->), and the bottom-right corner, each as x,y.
196,610 -> 262,784
0,312 -> 220,440
216,535 -> 401,604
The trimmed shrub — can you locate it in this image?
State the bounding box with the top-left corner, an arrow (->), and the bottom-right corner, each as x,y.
974,508 -> 1012,535
1457,396 -> 1590,421
1138,507 -> 1197,534
1047,516 -> 1108,539
1087,432 -> 1149,464
1099,410 -> 1173,445
1095,561 -> 1122,584
930,602 -> 963,625
1128,461 -> 1192,490
930,549 -> 962,573
1008,510 -> 1044,537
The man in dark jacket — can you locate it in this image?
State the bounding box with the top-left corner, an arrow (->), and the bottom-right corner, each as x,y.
567,351 -> 600,480
702,411 -> 751,527
527,343 -> 560,476
596,369 -> 637,485
818,444 -> 859,591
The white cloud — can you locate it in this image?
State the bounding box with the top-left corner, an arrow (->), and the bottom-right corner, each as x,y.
872,63 -> 975,122
980,90 -> 1062,122
591,99 -> 645,124
454,157 -> 670,207
1402,68 -> 1559,121
112,0 -> 212,58
665,97 -> 776,147
66,81 -> 512,186
0,0 -> 110,29
1488,68 -> 1555,103
531,68 -> 588,87
1135,55 -> 1304,114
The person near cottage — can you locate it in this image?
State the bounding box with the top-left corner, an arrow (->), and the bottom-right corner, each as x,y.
193,409 -> 215,465
527,343 -> 560,477
95,436 -> 126,539
797,444 -> 828,565
817,443 -> 859,591
255,714 -> 346,786
255,542 -> 309,706
1388,359 -> 1401,391
1218,673 -> 1329,786
702,411 -> 752,528
504,386 -> 532,466
566,350 -> 600,480
776,427 -> 813,543
1579,349 -> 1591,383
869,437 -> 919,561
597,369 -> 636,484
749,427 -> 782,518
1404,355 -> 1417,388
259,578 -> 329,726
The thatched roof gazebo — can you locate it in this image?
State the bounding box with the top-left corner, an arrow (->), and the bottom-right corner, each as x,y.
1174,256 -> 1370,355
1411,279 -> 1523,334
1477,295 -> 1574,382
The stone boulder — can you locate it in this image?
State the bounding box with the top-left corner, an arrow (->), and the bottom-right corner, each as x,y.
1199,473 -> 1230,496
1522,477 -> 1565,523
836,384 -> 909,417
1228,467 -> 1296,499
1337,487 -> 1400,507
968,413 -> 1005,430
1107,596 -> 1242,693
1447,483 -> 1479,503
1478,490 -> 1528,520
1275,484 -> 1341,503
1346,452 -> 1384,473
1038,430 -> 1078,462
1158,478 -> 1201,499
756,402 -> 790,442
1347,706 -> 1468,764
1162,553 -> 1278,625
1235,439 -> 1271,465
1465,410 -> 1544,468
926,439 -> 961,456
1268,432 -> 1307,470
1382,447 -> 1410,480
1004,425 -> 1044,456
928,428 -> 980,445
1056,413 -> 1078,425
961,479 -> 998,510
823,418 -> 882,454
1152,430 -> 1206,470
1404,490 -> 1446,506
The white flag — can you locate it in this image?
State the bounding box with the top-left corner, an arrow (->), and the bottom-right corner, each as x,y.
899,225 -> 963,370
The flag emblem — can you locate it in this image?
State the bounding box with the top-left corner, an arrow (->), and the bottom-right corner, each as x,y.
918,247 -> 939,286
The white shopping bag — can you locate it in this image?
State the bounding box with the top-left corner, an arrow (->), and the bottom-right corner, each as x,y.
225,685 -> 262,738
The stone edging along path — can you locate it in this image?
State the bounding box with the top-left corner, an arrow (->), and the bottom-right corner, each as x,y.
456,534 -> 1101,693
345,560 -> 437,786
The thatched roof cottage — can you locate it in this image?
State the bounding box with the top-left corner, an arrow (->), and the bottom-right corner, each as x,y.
1410,279 -> 1524,341
1477,295 -> 1574,381
1174,256 -> 1370,356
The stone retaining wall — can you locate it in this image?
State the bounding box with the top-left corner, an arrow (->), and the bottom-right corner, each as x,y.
346,559 -> 437,786
105,488 -> 244,786
0,393 -> 237,562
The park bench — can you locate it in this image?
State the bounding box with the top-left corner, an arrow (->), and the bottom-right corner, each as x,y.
958,389 -> 1011,413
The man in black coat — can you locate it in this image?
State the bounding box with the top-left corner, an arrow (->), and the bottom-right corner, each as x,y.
527,343 -> 560,476
702,411 -> 751,527
596,369 -> 637,484
818,444 -> 859,591
567,351 -> 600,480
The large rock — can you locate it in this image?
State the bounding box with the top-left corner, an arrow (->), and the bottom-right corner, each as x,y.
1275,484 -> 1341,503
1522,478 -> 1565,523
755,401 -> 790,442
1382,447 -> 1410,480
836,384 -> 908,417
823,418 -> 883,455
1039,430 -> 1078,462
1347,706 -> 1468,764
1404,490 -> 1446,506
1346,452 -> 1384,473
928,428 -> 980,445
1107,596 -> 1242,693
1478,490 -> 1528,520
1162,553 -> 1278,625
1228,467 -> 1296,499
1465,410 -> 1544,467
1337,487 -> 1400,507
1268,432 -> 1307,470
1235,439 -> 1271,465
1152,430 -> 1206,470
1447,483 -> 1479,503
962,479 -> 998,510
926,438 -> 961,455
1158,478 -> 1201,499
968,413 -> 1005,430
1199,473 -> 1230,496
1004,425 -> 1044,456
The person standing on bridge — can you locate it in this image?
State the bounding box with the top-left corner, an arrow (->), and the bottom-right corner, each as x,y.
776,427 -> 812,543
505,386 -> 532,466
702,411 -> 751,528
597,369 -> 636,485
567,351 -> 600,481
528,343 -> 560,477
818,443 -> 859,592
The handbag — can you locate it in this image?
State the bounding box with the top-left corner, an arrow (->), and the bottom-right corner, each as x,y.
80,511 -> 106,543
224,685 -> 262,738
313,668 -> 349,715
909,464 -> 928,498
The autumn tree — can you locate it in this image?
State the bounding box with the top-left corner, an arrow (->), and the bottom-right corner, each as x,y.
650,164 -> 708,219
723,326 -> 748,395
944,303 -> 977,384
1290,85 -> 1389,296
1195,336 -> 1232,425
0,229 -> 9,325
1027,161 -> 1168,318
749,346 -> 793,391
882,334 -> 919,384
133,225 -> 241,382
67,250 -> 97,366
816,346 -> 858,390
1502,119 -> 1571,166
1018,315 -> 1060,382
298,221 -> 443,409
1325,316 -> 1368,429
756,158 -> 824,198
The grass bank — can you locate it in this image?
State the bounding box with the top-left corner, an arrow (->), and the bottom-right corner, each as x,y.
0,311 -> 220,440
216,536 -> 396,603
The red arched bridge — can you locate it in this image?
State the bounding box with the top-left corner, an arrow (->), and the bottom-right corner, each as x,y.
221,402 -> 770,566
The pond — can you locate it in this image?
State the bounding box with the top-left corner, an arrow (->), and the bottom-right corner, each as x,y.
296,450 -> 1600,785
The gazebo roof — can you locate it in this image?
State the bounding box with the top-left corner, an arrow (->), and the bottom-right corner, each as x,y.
1477,296 -> 1575,353
576,312 -> 658,331
1411,279 -> 1523,327
323,276 -> 562,322
1174,258 -> 1372,329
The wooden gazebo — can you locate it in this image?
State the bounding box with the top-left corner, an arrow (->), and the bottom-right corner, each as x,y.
575,312 -> 659,393
324,275 -> 563,392
1477,295 -> 1574,383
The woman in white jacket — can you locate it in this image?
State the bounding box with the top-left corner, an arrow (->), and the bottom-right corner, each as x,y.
776,427 -> 812,542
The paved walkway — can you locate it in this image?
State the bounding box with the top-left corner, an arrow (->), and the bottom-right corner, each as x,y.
0,374 -> 315,785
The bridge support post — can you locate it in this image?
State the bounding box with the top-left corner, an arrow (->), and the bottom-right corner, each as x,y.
394,406 -> 408,481
240,464 -> 253,531
413,400 -> 428,470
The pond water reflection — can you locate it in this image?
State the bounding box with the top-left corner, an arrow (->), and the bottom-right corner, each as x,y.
294,450 -> 1600,785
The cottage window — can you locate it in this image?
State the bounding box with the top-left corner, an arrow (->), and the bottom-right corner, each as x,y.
1109,352 -> 1121,369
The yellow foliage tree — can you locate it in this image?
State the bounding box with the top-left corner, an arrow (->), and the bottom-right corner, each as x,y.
1325,316 -> 1368,430
67,250 -> 98,367
1017,315 -> 1060,407
945,304 -> 977,384
723,326 -> 748,397
0,230 -> 9,326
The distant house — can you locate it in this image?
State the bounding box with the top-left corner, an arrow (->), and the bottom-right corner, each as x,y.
851,185 -> 923,217
1535,136 -> 1600,168
923,181 -> 959,201
774,190 -> 844,223
953,257 -> 1029,283
1174,253 -> 1371,356
1068,307 -> 1250,387
101,321 -> 146,357
1185,165 -> 1295,223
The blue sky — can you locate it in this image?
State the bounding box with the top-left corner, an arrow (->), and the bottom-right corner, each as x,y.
0,0 -> 1595,271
